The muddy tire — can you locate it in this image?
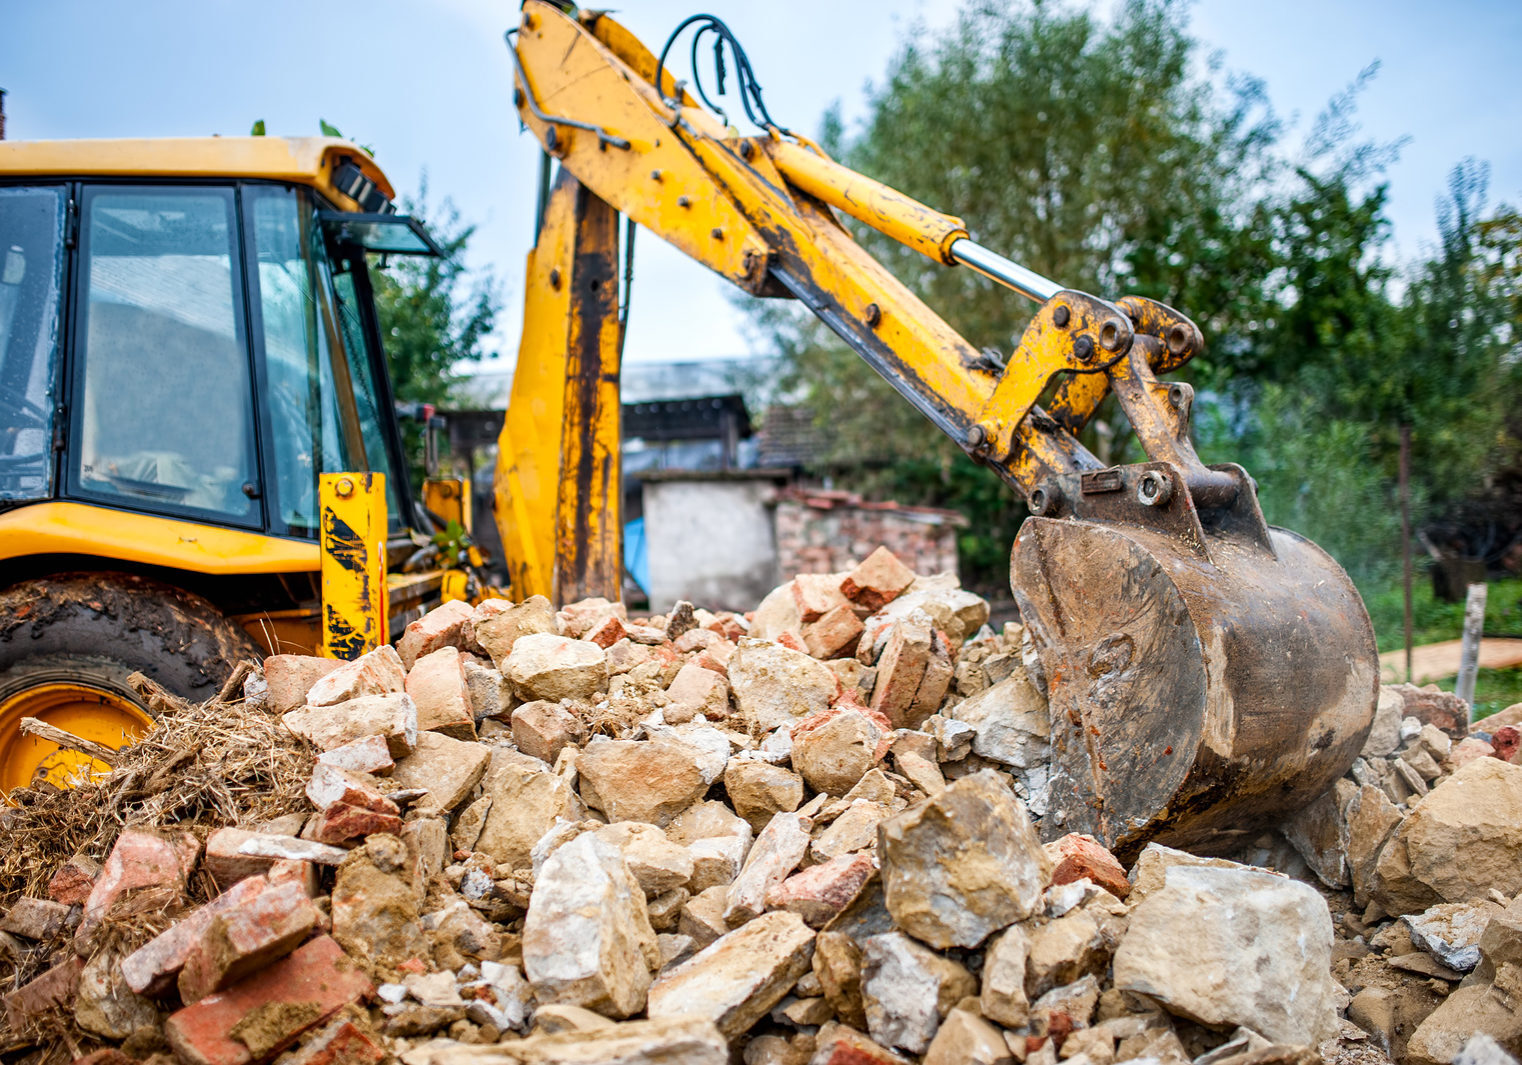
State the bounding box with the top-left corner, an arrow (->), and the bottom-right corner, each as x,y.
0,572 -> 260,792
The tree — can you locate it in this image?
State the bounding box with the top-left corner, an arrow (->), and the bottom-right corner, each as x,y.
371,182 -> 498,410
748,0 -> 1285,592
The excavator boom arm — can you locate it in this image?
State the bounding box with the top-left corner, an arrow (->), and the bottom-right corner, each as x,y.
501,2 -> 1379,857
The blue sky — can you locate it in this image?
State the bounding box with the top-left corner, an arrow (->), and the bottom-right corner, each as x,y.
3,0 -> 1519,365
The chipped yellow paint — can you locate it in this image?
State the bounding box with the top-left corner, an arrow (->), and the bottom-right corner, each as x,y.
319,473 -> 387,661
495,169 -> 624,604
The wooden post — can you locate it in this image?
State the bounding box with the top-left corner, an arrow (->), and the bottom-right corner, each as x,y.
1455,581 -> 1488,713
1400,424 -> 1413,683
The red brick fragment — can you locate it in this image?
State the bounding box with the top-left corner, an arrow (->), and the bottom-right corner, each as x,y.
777,631 -> 809,654
263,655 -> 343,715
766,853 -> 876,927
1043,833 -> 1131,899
1387,683 -> 1469,738
868,617 -> 932,729
2,956 -> 82,1031
164,935 -> 372,1065
178,879 -> 321,1003
122,875 -> 272,996
77,828 -> 200,945
47,853 -> 101,906
404,647 -> 476,740
841,547 -> 916,612
811,1022 -> 910,1065
205,828 -> 282,890
1490,725 -> 1520,763
396,599 -> 474,670
283,1015 -> 385,1065
305,763 -> 399,816
794,573 -> 849,623
585,614 -> 628,649
304,802 -> 404,845
804,602 -> 867,661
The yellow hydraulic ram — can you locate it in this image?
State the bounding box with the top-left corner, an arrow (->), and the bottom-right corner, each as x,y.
509,2 -> 1378,858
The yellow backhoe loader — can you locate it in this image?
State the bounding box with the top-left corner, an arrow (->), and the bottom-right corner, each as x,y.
0,2 -> 1378,856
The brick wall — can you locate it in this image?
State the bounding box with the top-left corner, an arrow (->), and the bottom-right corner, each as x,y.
773,488 -> 964,579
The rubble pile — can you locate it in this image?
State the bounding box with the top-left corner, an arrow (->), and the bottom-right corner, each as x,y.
1,545 -> 1519,1065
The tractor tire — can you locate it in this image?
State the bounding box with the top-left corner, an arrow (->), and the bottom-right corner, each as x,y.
0,572 -> 260,793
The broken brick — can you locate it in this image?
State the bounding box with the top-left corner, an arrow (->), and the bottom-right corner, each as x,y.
511,700 -> 588,764
178,879 -> 320,1003
122,874 -> 273,996
306,762 -> 400,816
842,547 -> 916,612
2,956 -> 82,1032
404,646 -> 477,740
766,853 -> 877,928
794,573 -> 850,623
77,828 -> 201,945
47,852 -> 101,906
282,1015 -> 385,1065
586,614 -> 629,649
804,602 -> 867,661
205,828 -> 286,890
1044,833 -> 1131,899
263,655 -> 343,715
868,616 -> 933,729
0,896 -> 72,940
396,599 -> 474,671
304,802 -> 404,845
305,645 -> 406,707
315,735 -> 395,777
164,935 -> 372,1065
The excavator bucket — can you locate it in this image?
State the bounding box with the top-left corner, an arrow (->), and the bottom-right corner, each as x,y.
1010,460 -> 1379,859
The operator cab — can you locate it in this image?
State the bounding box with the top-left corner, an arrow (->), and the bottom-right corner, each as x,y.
0,139 -> 439,542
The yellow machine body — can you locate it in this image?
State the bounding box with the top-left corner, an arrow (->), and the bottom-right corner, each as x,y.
0,137 -> 436,792
501,2 -> 1379,854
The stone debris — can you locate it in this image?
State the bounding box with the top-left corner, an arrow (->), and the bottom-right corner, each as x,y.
9,549 -> 1522,1065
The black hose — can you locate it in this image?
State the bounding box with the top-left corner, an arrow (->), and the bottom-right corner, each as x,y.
654,14 -> 792,137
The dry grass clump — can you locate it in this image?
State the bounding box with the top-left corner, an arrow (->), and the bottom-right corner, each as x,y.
0,664 -> 313,909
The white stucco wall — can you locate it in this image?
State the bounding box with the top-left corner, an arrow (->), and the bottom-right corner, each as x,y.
642,479 -> 780,612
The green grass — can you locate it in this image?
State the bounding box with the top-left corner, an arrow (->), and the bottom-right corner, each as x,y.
1467,669 -> 1522,722
1361,574 -> 1522,653
1360,571 -> 1522,720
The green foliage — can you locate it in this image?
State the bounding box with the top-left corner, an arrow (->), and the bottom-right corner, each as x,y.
748,0 -> 1522,595
1362,574 -> 1522,653
761,0 -> 1286,586
371,181 -> 499,408
431,519 -> 472,567
1465,670 -> 1522,722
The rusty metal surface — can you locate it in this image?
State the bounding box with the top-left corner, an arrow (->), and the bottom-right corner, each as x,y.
1012,462 -> 1378,858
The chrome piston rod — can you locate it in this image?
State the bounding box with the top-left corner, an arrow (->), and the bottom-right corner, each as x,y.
949,238 -> 1062,303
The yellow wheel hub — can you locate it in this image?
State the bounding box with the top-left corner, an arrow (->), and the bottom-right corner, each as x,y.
0,682 -> 154,796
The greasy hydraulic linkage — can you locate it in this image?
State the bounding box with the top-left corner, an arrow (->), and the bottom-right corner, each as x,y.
504,2 -> 1378,856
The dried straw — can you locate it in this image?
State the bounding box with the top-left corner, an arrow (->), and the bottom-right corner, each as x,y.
0,664 -> 313,910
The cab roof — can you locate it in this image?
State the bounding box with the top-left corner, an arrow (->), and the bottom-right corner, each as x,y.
0,136 -> 394,210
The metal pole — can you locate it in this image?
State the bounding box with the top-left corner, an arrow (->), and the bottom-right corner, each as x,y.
0,89 -> 7,142
1456,581 -> 1487,712
1400,424 -> 1413,683
948,239 -> 1063,304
